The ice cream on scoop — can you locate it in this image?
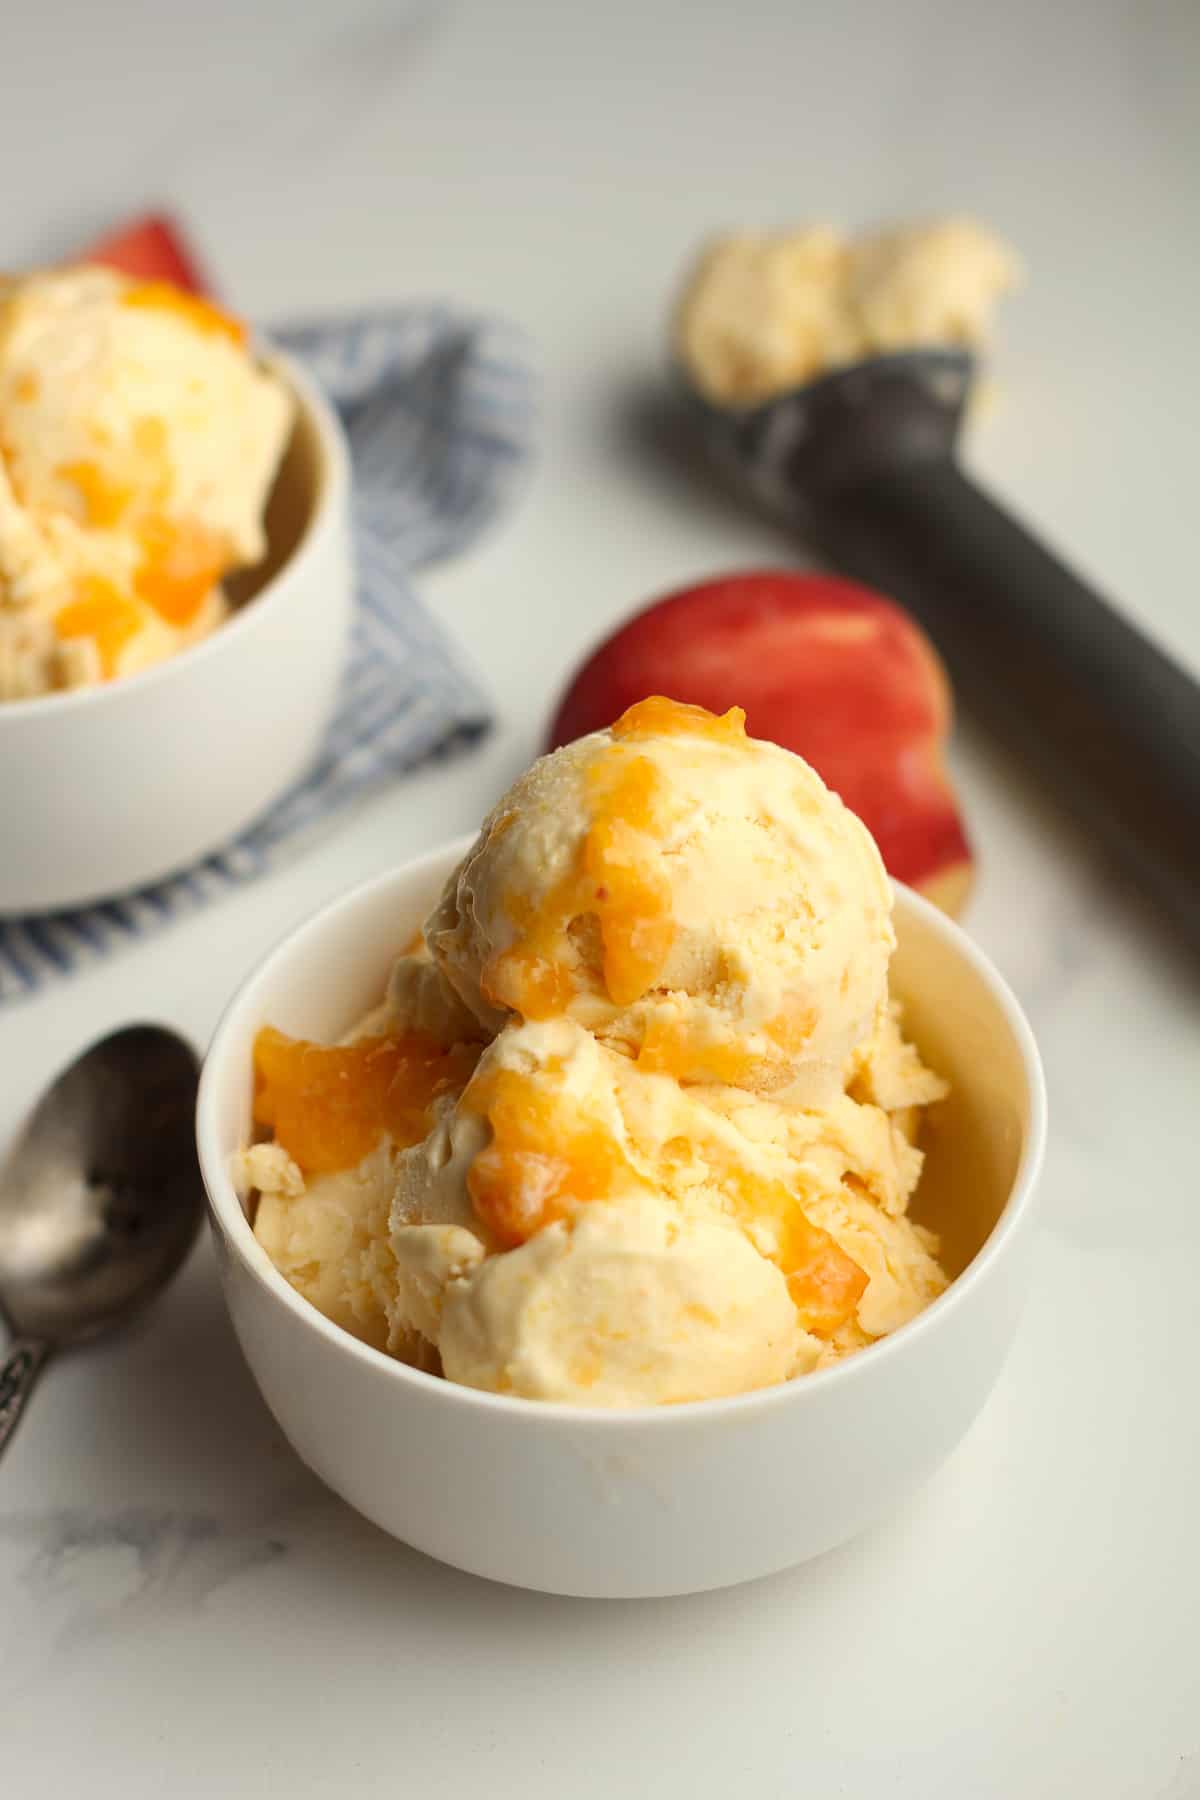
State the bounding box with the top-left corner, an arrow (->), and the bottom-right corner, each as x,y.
0,264 -> 293,699
427,697 -> 894,1103
674,216 -> 1020,408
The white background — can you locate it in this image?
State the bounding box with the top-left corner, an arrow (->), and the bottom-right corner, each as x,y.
2,2 -> 1199,1795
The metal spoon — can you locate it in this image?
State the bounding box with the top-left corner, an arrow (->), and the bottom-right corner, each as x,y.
0,1025 -> 203,1459
678,350 -> 1200,947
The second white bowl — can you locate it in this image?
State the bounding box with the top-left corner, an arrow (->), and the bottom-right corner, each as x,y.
0,350 -> 352,916
198,842 -> 1046,1598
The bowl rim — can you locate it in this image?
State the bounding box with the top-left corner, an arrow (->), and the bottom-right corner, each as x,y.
197,842 -> 1048,1430
0,343 -> 350,722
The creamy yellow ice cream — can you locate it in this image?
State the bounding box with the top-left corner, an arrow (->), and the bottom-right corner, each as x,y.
239,1139 -> 401,1354
427,696 -> 894,1104
245,698 -> 950,1408
441,1192 -> 805,1406
384,1014 -> 944,1402
0,265 -> 293,699
675,216 -> 1020,407
383,1026 -> 811,1403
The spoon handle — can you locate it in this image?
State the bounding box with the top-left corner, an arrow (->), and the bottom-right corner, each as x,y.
0,1337 -> 51,1459
816,458 -> 1200,942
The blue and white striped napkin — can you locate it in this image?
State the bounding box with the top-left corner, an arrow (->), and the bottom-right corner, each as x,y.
0,305 -> 537,1003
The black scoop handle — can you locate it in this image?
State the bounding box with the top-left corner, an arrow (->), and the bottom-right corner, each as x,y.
812,457 -> 1200,940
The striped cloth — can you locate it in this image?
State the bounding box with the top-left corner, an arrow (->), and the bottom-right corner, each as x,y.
0,306 -> 537,1003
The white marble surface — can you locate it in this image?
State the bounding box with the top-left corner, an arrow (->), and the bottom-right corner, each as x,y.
3,2 -> 1199,1794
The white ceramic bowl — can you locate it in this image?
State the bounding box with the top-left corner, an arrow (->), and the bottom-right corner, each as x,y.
198,841 -> 1046,1599
0,351 -> 352,915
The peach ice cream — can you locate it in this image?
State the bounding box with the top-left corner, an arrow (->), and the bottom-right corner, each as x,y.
427,697 -> 895,1104
0,265 -> 293,699
242,699 -> 950,1408
675,215 -> 1019,407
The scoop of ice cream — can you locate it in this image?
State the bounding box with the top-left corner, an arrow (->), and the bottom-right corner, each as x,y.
439,1192 -> 809,1405
385,1014 -> 944,1403
674,215 -> 1020,407
389,1018 -> 822,1402
0,264 -> 293,698
426,697 -> 894,1101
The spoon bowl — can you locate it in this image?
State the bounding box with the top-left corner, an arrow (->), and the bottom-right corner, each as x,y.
0,1024 -> 203,1455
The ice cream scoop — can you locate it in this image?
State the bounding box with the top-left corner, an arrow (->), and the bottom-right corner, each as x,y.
676,334 -> 1200,948
427,697 -> 894,1099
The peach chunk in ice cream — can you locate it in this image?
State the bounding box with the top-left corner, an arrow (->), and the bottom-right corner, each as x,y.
252,1026 -> 480,1177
